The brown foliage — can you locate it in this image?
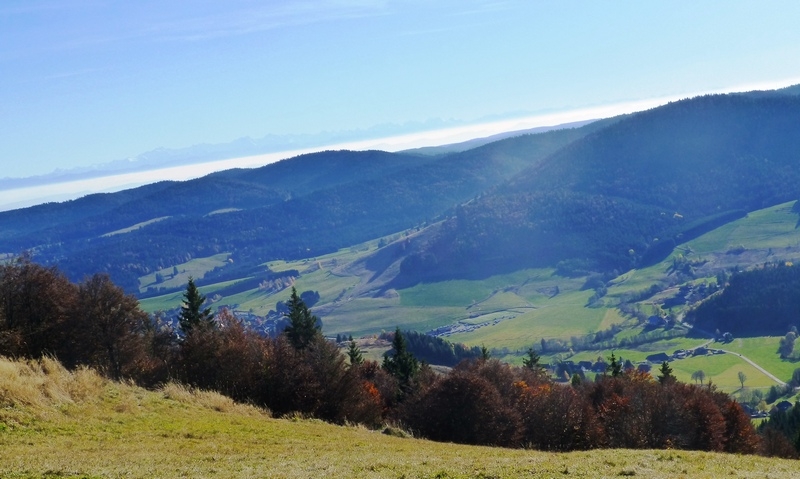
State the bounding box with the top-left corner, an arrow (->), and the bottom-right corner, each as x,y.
64,274 -> 151,380
177,309 -> 269,402
400,368 -> 522,446
0,257 -> 77,358
516,381 -> 602,451
760,428 -> 799,459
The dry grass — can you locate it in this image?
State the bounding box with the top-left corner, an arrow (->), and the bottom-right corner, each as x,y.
1,356 -> 799,478
160,381 -> 267,416
0,356 -> 104,412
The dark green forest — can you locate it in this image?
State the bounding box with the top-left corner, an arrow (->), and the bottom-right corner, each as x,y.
686,262 -> 800,336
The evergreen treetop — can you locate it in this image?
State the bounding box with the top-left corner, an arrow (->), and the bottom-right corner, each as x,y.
608,352 -> 622,377
658,360 -> 675,384
283,286 -> 321,350
382,328 -> 420,397
178,277 -> 214,334
347,340 -> 364,366
522,348 -> 542,370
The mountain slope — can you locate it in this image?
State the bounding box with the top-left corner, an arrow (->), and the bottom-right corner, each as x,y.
395,93 -> 800,284
0,122 -> 607,291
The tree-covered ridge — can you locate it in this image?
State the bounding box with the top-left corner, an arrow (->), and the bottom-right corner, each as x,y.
398,94 -> 800,282
0,124 -> 603,292
686,262 -> 800,336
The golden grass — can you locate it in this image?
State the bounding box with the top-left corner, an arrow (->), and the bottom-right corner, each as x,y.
0,356 -> 104,410
1,356 -> 799,478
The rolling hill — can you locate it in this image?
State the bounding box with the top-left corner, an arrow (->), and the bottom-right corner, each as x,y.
0,121 -> 610,292
394,92 -> 800,285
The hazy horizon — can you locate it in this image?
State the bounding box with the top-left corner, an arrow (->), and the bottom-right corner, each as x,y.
3,77 -> 800,212
4,1 -> 800,179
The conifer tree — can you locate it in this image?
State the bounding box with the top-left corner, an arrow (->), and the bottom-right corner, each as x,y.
178,277 -> 214,334
608,352 -> 622,377
347,340 -> 364,366
480,344 -> 491,361
283,287 -> 321,350
522,347 -> 542,370
383,328 -> 419,397
657,360 -> 675,384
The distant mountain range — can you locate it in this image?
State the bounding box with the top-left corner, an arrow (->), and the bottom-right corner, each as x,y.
1,86 -> 800,297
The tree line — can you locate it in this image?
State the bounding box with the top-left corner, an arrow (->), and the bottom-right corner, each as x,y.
0,257 -> 787,457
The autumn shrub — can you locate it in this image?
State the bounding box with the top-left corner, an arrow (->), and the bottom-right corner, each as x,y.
177,309 -> 269,403
516,381 -> 602,451
399,368 -> 522,447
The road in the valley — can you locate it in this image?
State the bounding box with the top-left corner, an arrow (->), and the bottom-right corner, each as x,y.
685,335 -> 786,386
717,349 -> 787,386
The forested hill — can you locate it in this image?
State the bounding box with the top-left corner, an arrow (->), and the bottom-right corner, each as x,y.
686,262 -> 800,337
395,93 -> 800,284
0,122 -> 606,292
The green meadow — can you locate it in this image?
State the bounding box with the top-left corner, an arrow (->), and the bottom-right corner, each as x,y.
1,357 -> 797,479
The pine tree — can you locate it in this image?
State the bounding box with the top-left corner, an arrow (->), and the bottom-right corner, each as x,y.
347,340 -> 364,366
480,344 -> 491,361
178,277 -> 214,334
657,360 -> 675,384
382,328 -> 419,397
522,348 -> 542,370
283,287 -> 321,350
608,352 -> 622,377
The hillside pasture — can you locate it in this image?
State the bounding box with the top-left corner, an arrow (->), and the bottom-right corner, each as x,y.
667,353 -> 779,392
138,252 -> 232,293
449,289 -> 611,350
101,216 -> 171,237
1,357 -> 797,479
687,201 -> 800,254
720,336 -> 800,383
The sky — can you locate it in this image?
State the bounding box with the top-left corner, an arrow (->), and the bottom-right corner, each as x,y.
2,1 -> 800,186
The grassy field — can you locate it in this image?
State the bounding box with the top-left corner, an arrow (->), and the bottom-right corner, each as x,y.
101,216 -> 171,237
1,357 -> 797,479
449,289 -> 619,350
667,353 -> 778,392
721,337 -> 800,383
687,202 -> 800,254
138,252 -> 232,293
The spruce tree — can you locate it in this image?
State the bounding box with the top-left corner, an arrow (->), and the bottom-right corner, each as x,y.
480,344 -> 491,361
657,360 -> 675,384
347,340 -> 364,366
283,287 -> 321,350
178,277 -> 214,334
522,347 -> 542,370
382,328 -> 419,397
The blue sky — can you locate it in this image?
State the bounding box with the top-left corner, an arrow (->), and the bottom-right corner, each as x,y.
2,0 -> 800,179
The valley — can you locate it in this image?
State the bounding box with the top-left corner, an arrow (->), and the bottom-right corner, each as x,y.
129,200 -> 800,399
5,90 -> 800,411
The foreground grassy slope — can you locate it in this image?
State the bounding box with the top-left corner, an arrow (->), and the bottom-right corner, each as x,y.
0,357 -> 798,479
